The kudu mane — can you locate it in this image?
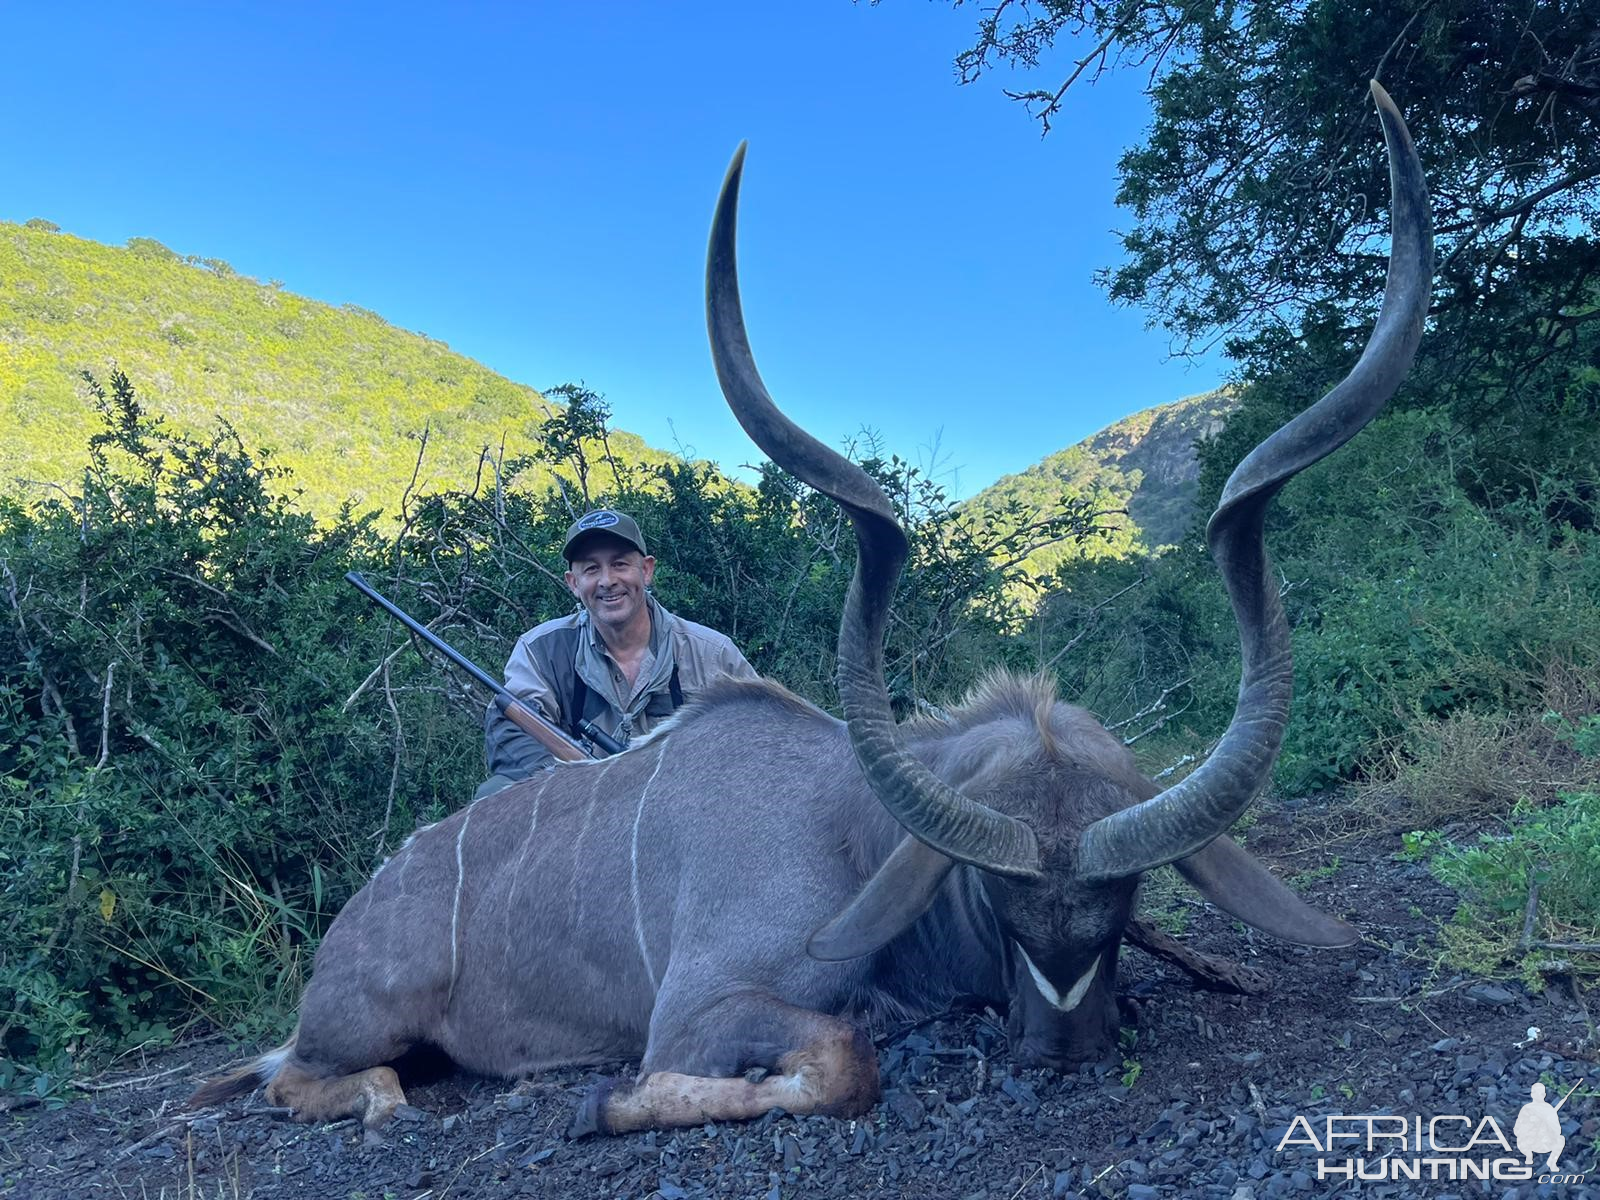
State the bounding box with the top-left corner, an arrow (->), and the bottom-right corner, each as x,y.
630,673 -> 836,744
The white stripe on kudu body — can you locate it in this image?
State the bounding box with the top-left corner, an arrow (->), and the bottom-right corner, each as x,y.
446,805 -> 474,1005
504,770 -> 551,947
630,743 -> 670,991
570,755 -> 614,918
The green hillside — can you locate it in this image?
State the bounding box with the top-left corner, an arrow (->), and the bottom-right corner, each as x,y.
1,215 -> 1244,556
1073,388 -> 1238,549
963,388 -> 1237,584
0,219 -> 678,517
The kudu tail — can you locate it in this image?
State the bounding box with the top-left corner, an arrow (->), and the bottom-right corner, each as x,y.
187,1038 -> 294,1110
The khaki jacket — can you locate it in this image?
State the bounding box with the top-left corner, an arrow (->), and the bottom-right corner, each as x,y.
482,595 -> 755,782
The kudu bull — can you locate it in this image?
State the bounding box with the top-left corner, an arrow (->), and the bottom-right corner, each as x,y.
193,82 -> 1431,1136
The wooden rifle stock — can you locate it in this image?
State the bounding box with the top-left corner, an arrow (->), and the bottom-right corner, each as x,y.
495,695 -> 593,765
345,571 -> 594,764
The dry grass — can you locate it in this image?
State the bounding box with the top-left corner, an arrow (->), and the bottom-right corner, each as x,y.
1352,661 -> 1600,832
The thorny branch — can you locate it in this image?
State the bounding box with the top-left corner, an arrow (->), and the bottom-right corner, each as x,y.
1110,675 -> 1194,744
1038,574 -> 1147,671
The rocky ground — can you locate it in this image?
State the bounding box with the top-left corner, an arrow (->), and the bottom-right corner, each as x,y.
4,807 -> 1597,1200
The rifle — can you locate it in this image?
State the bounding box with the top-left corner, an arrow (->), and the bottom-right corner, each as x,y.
345,571 -> 625,762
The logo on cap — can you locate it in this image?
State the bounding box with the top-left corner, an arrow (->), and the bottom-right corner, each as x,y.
576,510 -> 621,531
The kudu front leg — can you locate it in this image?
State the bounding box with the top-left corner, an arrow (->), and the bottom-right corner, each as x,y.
571,998 -> 879,1136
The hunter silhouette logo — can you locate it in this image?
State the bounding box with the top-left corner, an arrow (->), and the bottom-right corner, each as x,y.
1516,1080 -> 1580,1171
1277,1076 -> 1591,1185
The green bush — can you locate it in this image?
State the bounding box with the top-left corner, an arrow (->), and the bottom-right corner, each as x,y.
0,371 -> 431,1074
1031,408 -> 1600,792
1418,717 -> 1600,978
1434,788 -> 1600,938
1274,414 -> 1600,791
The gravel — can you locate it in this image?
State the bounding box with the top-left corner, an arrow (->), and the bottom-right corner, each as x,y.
5,808 -> 1597,1199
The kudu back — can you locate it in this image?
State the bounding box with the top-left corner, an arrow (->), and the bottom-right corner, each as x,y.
192,82 -> 1432,1135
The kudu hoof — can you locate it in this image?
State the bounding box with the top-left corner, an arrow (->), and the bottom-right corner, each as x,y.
567,1078 -> 616,1139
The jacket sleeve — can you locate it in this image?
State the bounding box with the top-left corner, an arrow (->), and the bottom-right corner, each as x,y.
483,635 -> 565,779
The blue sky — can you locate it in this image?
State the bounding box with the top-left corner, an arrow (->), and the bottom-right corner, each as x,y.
6,2 -> 1226,499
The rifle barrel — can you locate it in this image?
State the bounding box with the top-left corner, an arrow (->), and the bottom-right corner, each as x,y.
345,571 -> 507,699
345,571 -> 595,762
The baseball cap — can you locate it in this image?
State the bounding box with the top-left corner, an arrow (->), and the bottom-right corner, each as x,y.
561,509 -> 648,561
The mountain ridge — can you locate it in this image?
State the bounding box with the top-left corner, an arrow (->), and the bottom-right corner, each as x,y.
0,219 -> 680,519
961,388 -> 1238,586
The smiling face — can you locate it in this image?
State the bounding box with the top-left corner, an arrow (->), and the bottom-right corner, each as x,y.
564,533 -> 657,642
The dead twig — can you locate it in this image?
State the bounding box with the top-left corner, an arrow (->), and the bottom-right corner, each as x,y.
120,1104 -> 294,1158
1520,864 -> 1544,951
1007,1162 -> 1045,1200
439,1140 -> 508,1199
341,599 -> 468,713
1124,916 -> 1272,995
1248,1081 -> 1269,1126
96,661 -> 115,768
1151,737 -> 1220,783
1352,978 -> 1477,1003
1038,574 -> 1147,672
118,1122 -> 187,1159
1412,1003 -> 1449,1039
73,1061 -> 193,1093
342,637 -> 416,712
1110,677 -> 1192,734
156,569 -> 280,657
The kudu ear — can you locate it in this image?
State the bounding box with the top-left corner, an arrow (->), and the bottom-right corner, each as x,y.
1173,835 -> 1358,947
808,836 -> 954,962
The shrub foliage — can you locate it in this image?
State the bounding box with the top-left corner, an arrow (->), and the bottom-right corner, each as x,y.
0,372 -> 1095,1076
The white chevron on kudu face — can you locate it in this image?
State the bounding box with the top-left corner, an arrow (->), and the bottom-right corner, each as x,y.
1017,945 -> 1101,1013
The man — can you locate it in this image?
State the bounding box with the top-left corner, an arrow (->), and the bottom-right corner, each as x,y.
475,508 -> 756,798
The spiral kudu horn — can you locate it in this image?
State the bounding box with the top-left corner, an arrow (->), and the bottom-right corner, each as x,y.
705,145 -> 1041,878
1076,81 -> 1433,881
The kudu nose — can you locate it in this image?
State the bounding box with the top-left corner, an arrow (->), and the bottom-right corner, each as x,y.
1011,1028 -> 1119,1073
1006,987 -> 1121,1073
